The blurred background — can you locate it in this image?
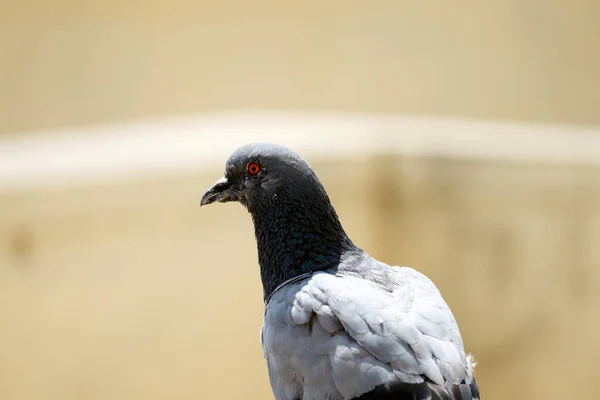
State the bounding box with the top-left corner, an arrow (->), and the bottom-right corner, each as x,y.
1,1 -> 599,399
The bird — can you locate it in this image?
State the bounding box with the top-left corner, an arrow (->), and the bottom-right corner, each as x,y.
200,143 -> 480,400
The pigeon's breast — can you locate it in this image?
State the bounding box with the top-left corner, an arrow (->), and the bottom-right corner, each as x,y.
262,278 -> 345,400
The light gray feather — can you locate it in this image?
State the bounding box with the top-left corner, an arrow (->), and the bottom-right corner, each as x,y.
262,262 -> 476,400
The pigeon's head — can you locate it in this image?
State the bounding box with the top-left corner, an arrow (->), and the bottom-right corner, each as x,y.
201,142 -> 355,296
200,143 -> 325,212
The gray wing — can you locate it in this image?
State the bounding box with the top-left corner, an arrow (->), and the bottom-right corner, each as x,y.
268,266 -> 477,399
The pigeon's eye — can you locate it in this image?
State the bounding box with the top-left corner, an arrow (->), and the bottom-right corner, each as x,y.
247,162 -> 261,175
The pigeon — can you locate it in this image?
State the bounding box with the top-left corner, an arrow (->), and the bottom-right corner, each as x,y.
200,143 -> 480,400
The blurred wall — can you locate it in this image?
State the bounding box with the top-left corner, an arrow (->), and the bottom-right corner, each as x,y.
1,0 -> 600,135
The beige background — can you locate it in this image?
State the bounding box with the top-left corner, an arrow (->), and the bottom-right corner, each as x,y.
1,1 -> 599,400
1,0 -> 600,135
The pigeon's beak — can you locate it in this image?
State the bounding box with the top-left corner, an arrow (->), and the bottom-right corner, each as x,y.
200,177 -> 235,206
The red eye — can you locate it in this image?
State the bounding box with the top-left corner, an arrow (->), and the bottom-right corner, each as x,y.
247,162 -> 261,175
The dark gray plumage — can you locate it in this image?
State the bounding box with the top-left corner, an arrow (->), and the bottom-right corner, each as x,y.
201,143 -> 480,400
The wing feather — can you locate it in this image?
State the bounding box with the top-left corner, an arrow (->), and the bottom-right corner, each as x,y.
292,268 -> 472,387
263,266 -> 477,399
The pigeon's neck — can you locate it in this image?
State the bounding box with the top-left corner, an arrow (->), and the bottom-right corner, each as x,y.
250,190 -> 356,302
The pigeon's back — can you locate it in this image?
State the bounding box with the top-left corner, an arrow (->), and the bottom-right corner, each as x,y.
262,254 -> 480,400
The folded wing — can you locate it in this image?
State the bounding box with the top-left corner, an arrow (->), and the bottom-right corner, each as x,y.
287,267 -> 476,398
